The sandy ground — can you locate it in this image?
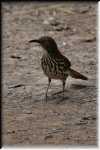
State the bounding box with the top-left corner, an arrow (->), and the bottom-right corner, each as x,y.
2,2 -> 97,146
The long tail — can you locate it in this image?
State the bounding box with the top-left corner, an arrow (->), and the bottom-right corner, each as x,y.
69,68 -> 88,80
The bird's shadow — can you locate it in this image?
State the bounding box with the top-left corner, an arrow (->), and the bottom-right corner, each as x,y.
46,83 -> 92,104
71,84 -> 88,89
35,83 -> 95,104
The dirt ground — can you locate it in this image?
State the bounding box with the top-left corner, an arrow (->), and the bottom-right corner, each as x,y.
2,2 -> 97,146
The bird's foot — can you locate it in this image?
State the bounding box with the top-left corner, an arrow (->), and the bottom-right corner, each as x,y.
42,95 -> 48,104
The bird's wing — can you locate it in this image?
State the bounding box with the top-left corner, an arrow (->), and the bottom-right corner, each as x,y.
55,55 -> 71,70
63,55 -> 71,68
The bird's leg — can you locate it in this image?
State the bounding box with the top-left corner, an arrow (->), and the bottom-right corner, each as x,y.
52,79 -> 67,96
45,78 -> 51,102
62,80 -> 66,99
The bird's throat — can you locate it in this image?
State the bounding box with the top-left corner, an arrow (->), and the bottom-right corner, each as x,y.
45,48 -> 61,58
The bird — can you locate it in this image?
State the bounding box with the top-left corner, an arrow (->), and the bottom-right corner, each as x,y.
29,36 -> 88,102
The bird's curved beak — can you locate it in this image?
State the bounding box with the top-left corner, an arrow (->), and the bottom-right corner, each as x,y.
29,39 -> 40,43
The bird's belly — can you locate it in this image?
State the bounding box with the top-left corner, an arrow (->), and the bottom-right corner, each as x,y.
45,72 -> 67,80
41,61 -> 69,80
41,55 -> 70,80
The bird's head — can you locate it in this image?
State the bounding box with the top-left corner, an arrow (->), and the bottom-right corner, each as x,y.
29,36 -> 59,56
